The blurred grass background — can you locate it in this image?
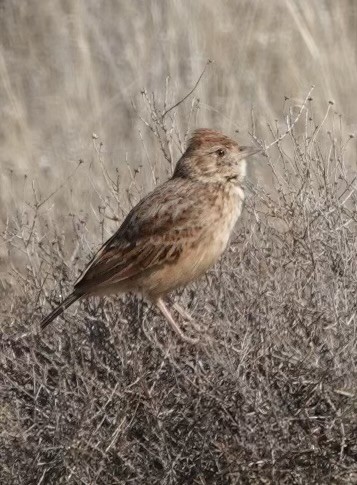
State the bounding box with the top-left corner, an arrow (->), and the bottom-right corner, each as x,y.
1,0 -> 356,222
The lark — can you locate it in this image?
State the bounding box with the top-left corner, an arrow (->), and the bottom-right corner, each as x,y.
39,129 -> 260,343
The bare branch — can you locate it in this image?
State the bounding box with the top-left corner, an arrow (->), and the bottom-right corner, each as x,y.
161,60 -> 212,119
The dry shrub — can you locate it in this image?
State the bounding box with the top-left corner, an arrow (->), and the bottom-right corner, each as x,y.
1,97 -> 357,484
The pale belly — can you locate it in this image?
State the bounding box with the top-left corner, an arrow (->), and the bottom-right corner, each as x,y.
137,192 -> 243,299
92,185 -> 244,301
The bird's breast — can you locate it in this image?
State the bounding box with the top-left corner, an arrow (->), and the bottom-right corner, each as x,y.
132,183 -> 244,300
208,184 -> 244,251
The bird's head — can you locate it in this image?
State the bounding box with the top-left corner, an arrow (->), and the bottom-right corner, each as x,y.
173,129 -> 260,184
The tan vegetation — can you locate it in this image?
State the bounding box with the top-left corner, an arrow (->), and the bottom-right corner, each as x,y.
1,1 -> 357,483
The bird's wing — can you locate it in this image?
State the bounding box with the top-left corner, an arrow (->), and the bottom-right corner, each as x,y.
74,179 -> 207,291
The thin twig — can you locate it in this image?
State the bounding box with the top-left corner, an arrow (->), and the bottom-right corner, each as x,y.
36,160 -> 84,209
249,85 -> 315,151
161,60 -> 212,119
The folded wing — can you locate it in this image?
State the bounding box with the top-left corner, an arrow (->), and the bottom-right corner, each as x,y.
74,178 -> 205,292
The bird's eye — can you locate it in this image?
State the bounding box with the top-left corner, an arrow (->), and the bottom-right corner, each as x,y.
216,149 -> 225,157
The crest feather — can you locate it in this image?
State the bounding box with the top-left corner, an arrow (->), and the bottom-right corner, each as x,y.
187,129 -> 237,151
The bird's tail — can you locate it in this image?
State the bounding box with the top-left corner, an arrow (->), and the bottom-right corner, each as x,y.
40,292 -> 82,330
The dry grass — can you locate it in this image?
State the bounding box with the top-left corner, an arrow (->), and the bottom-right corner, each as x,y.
2,93 -> 357,483
1,1 -> 357,228
1,1 -> 357,484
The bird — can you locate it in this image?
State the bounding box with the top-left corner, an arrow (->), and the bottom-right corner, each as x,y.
39,129 -> 261,343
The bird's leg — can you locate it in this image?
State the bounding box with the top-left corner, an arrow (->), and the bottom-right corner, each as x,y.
173,302 -> 205,333
156,298 -> 198,344
172,302 -> 194,321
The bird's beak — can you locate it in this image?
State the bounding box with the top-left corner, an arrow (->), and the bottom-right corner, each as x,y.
239,146 -> 263,158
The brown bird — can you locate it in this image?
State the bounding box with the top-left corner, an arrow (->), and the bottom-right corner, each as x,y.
39,129 -> 260,343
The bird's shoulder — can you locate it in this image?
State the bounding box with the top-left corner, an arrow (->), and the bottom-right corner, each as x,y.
111,176 -> 216,244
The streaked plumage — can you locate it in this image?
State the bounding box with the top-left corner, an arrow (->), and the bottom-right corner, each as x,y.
39,129 -> 260,342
